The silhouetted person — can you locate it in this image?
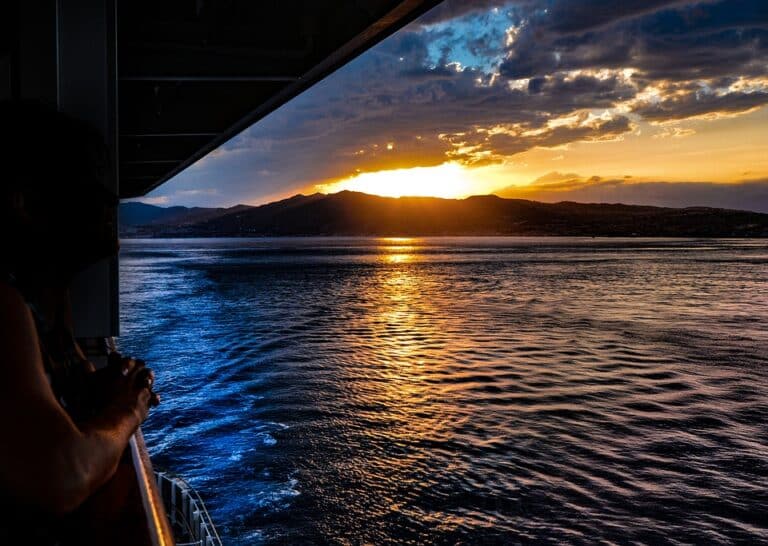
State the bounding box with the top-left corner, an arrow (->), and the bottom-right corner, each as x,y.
0,100 -> 158,544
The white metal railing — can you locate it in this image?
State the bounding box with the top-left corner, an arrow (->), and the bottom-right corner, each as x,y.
155,471 -> 223,546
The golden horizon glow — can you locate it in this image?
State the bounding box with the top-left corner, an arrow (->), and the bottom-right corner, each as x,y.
297,108 -> 768,203
314,162 -> 504,199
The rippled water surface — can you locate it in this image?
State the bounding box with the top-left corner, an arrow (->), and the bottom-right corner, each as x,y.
119,237 -> 768,545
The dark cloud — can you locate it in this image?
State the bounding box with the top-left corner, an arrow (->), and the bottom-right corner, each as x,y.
493,0 -> 768,125
538,73 -> 636,106
541,0 -> 712,34
634,90 -> 768,121
500,33 -> 631,79
500,0 -> 768,81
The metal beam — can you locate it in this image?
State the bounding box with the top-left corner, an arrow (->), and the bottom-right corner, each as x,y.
58,0 -> 120,338
120,75 -> 299,82
122,175 -> 169,180
124,159 -> 185,164
122,132 -> 218,137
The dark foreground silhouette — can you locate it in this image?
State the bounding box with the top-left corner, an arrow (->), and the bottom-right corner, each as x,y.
0,100 -> 158,544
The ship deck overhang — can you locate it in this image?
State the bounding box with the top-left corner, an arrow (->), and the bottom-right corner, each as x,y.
116,0 -> 443,198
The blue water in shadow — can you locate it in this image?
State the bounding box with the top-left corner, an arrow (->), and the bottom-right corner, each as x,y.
118,237 -> 768,545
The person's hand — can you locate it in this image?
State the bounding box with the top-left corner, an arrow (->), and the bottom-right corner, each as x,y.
100,353 -> 160,424
80,353 -> 159,411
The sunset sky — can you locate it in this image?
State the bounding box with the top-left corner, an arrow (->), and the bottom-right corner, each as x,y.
141,0 -> 768,211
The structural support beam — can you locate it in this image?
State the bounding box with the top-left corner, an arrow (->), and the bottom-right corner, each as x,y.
120,75 -> 299,82
124,159 -> 186,164
57,0 -> 120,338
122,132 -> 218,137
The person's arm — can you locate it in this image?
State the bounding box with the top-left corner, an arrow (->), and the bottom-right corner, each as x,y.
0,283 -> 152,517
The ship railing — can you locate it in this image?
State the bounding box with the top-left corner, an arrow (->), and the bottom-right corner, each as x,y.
131,430 -> 176,546
155,470 -> 223,546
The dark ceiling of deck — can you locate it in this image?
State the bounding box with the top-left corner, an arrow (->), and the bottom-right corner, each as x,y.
118,0 -> 441,198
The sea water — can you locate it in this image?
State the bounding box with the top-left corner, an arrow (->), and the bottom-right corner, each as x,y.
119,237 -> 768,545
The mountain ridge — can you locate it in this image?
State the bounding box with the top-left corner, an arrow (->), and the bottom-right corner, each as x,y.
120,191 -> 768,237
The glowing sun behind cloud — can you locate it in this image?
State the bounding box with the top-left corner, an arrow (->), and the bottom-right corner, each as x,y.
315,162 -> 502,199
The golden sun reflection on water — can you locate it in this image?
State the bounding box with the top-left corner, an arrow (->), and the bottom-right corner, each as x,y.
359,240 -> 461,451
377,237 -> 419,264
352,252 -> 482,526
379,237 -> 415,243
383,253 -> 412,264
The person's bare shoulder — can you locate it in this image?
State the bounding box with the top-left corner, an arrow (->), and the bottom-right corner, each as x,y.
0,280 -> 35,333
0,280 -> 27,311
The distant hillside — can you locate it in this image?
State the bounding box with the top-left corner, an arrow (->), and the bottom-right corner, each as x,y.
120,201 -> 249,234
120,192 -> 768,237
